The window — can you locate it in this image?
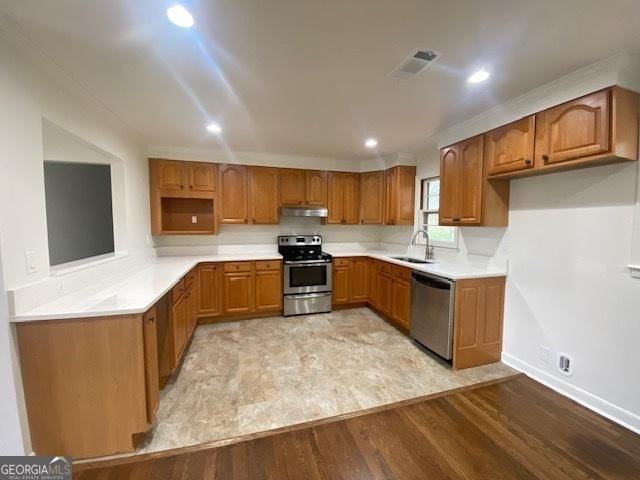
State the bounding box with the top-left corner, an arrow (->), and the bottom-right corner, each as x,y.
417,177 -> 458,248
44,161 -> 115,266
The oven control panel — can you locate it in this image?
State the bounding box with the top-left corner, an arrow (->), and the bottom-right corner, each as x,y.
278,235 -> 322,246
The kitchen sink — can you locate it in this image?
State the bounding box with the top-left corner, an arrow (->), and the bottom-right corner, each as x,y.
391,256 -> 436,264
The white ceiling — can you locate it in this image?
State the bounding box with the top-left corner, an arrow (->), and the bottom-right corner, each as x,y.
2,0 -> 640,160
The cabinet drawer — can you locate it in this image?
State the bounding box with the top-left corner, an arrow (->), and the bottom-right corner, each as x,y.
377,261 -> 392,275
185,270 -> 197,287
333,258 -> 351,268
224,262 -> 252,273
255,260 -> 281,271
172,278 -> 186,303
392,265 -> 412,282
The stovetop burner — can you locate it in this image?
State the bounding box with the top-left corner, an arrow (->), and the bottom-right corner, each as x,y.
278,235 -> 332,263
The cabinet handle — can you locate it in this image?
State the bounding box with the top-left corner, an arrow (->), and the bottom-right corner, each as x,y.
453,217 -> 461,222
148,316 -> 155,323
180,185 -> 184,189
541,154 -> 549,163
189,185 -> 193,189
525,159 -> 532,166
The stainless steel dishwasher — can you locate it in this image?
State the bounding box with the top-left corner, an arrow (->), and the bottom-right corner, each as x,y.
410,272 -> 455,360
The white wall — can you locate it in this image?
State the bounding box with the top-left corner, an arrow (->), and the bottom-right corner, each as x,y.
423,53 -> 640,433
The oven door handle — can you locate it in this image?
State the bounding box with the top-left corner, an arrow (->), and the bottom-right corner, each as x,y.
284,262 -> 331,267
287,292 -> 332,299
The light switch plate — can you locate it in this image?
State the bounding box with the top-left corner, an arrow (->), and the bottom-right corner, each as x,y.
25,251 -> 36,274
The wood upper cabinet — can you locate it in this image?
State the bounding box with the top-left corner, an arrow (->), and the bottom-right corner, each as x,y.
535,90 -> 610,167
223,265 -> 254,314
157,160 -> 187,191
305,170 -> 327,206
453,277 -> 505,370
249,166 -> 279,224
279,168 -> 305,205
142,307 -> 159,423
359,171 -> 384,224
198,264 -> 222,317
188,162 -> 216,191
440,135 -> 510,227
327,172 -> 359,224
384,166 -> 416,225
485,116 -> 535,176
219,164 -> 248,224
255,262 -> 282,311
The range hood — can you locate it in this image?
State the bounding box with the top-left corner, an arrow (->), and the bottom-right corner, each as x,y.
279,206 -> 328,218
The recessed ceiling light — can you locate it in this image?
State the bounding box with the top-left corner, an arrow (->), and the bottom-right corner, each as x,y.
365,138 -> 378,148
206,123 -> 222,134
468,69 -> 490,84
167,5 -> 194,28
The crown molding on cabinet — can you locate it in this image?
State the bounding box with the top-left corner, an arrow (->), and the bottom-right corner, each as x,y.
431,52 -> 640,149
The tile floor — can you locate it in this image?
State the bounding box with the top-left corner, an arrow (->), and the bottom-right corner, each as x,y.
136,308 -> 517,455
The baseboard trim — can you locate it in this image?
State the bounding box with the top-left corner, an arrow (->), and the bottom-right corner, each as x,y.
502,352 -> 640,435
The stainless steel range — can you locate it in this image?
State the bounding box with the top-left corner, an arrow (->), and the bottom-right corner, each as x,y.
278,235 -> 332,316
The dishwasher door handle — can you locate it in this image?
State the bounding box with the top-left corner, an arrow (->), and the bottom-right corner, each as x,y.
412,273 -> 452,290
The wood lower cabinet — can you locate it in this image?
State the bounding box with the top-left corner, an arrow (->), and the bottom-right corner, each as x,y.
16,314 -> 152,458
255,262 -> 282,311
485,116 -> 536,176
199,264 -> 222,317
376,268 -> 393,315
219,164 -> 248,224
391,266 -> 411,330
359,171 -> 384,224
327,172 -> 359,224
142,307 -> 160,423
453,277 -> 506,370
351,257 -> 367,301
171,292 -> 188,365
249,166 -> 279,224
223,270 -> 254,314
332,258 -> 351,304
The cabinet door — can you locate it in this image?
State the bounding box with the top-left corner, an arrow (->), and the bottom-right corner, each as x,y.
439,145 -> 460,224
142,307 -> 159,423
343,173 -> 360,224
366,260 -> 378,305
376,272 -> 392,314
249,166 -> 279,224
305,170 -> 327,206
391,279 -> 411,330
171,297 -> 188,365
384,168 -> 397,225
326,172 -> 345,224
157,160 -> 187,191
223,272 -> 254,314
535,90 -> 610,166
351,257 -> 367,302
395,166 -> 416,225
332,265 -> 350,304
360,171 -> 384,224
485,117 -> 535,176
458,136 -> 483,225
219,164 -> 248,224
255,270 -> 282,311
188,162 -> 216,192
279,169 -> 306,205
186,283 -> 198,337
199,264 -> 222,317
453,277 -> 505,370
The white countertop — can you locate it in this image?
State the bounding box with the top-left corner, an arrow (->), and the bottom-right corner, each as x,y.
11,250 -> 505,323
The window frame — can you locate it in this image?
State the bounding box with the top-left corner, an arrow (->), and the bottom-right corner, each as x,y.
417,176 -> 459,249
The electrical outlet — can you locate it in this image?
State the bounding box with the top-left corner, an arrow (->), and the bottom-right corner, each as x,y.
191,216 -> 198,224
558,353 -> 574,376
539,345 -> 551,364
25,251 -> 36,274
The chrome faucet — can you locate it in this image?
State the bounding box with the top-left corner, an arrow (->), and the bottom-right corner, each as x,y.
410,229 -> 434,260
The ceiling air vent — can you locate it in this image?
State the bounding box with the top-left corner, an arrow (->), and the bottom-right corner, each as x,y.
389,49 -> 441,80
